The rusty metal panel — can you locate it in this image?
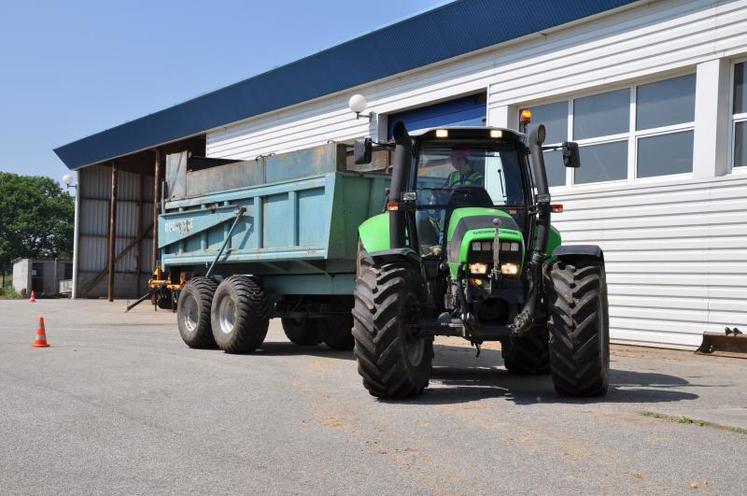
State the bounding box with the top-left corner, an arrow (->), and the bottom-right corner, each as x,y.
186,159 -> 264,198
165,152 -> 187,200
265,143 -> 346,183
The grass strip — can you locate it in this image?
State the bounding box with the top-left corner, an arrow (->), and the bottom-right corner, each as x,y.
640,411 -> 747,435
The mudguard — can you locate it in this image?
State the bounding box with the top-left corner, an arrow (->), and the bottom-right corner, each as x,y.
360,248 -> 420,266
553,245 -> 604,263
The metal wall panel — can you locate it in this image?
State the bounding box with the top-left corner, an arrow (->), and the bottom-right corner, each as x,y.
76,165 -> 155,297
552,175 -> 747,349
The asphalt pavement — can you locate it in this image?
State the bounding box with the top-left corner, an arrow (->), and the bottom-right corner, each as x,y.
0,299 -> 745,495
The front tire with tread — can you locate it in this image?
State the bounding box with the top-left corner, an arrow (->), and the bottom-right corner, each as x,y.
546,259 -> 609,397
352,254 -> 433,398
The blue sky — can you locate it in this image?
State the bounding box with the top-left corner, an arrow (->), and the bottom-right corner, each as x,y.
0,0 -> 443,182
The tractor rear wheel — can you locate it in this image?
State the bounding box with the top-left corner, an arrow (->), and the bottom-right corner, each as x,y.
281,317 -> 321,346
546,259 -> 609,396
317,304 -> 354,350
502,320 -> 550,375
177,277 -> 217,349
352,255 -> 433,398
211,275 -> 269,354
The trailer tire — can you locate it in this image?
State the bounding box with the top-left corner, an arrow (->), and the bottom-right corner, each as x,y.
352,255 -> 433,398
282,318 -> 321,346
317,309 -> 354,351
211,275 -> 269,354
546,259 -> 609,397
502,320 -> 550,375
177,277 -> 218,349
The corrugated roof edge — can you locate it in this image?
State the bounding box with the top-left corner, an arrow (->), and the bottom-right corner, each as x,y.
54,0 -> 638,170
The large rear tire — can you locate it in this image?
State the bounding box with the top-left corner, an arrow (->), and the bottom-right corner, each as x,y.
211,275 -> 269,354
317,304 -> 354,351
502,320 -> 550,375
546,259 -> 609,397
177,277 -> 217,349
281,317 -> 321,346
352,254 -> 433,398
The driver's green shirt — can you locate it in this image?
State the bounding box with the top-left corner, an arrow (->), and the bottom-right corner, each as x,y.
446,170 -> 483,187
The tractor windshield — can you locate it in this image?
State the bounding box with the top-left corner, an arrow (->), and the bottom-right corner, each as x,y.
413,140 -> 526,257
414,141 -> 524,207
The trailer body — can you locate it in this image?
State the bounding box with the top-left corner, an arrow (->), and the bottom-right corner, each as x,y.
157,144 -> 388,298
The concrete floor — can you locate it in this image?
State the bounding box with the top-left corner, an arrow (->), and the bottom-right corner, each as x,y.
0,299 -> 745,495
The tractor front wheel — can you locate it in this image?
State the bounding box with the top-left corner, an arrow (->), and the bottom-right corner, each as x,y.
546,259 -> 609,396
352,256 -> 433,398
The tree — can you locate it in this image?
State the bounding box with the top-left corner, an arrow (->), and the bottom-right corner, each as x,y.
0,172 -> 74,271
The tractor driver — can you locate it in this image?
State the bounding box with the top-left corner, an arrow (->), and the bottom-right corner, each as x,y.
446,145 -> 483,188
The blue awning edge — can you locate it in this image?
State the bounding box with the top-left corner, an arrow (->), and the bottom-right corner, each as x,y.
54,0 -> 637,170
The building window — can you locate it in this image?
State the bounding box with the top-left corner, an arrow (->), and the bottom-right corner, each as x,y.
634,75 -> 695,178
525,101 -> 568,187
520,73 -> 696,186
733,62 -> 747,168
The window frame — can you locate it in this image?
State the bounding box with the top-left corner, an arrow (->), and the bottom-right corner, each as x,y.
520,71 -> 697,189
729,58 -> 747,173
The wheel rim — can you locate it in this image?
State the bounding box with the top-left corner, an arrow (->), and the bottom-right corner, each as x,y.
183,294 -> 198,332
218,295 -> 237,334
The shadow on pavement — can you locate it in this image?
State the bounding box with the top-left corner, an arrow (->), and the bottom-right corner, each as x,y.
399,344 -> 701,406
255,340 -> 356,360
251,340 -> 701,406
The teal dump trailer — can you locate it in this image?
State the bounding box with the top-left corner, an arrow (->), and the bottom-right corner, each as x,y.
149,143 -> 388,352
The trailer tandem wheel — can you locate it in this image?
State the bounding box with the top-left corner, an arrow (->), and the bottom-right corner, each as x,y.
211,275 -> 269,354
177,277 -> 218,349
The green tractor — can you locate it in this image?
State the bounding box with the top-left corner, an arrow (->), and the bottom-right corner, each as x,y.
351,120 -> 609,398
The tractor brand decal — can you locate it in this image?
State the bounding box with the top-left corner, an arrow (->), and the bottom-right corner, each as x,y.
165,218 -> 193,235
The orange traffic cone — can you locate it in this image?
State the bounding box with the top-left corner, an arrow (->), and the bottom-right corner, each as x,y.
32,317 -> 50,348
29,291 -> 37,303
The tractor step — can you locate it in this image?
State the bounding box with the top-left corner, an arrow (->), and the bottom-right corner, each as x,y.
695,328 -> 747,359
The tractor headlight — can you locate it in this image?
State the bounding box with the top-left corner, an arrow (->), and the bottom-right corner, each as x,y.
500,263 -> 519,276
469,262 -> 489,275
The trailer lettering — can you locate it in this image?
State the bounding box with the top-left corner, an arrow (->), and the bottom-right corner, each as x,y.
165,218 -> 193,235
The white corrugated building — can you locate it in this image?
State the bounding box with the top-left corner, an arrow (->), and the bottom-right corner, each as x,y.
56,0 -> 747,348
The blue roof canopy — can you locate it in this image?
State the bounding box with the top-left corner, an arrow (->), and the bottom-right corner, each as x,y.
54,0 -> 637,170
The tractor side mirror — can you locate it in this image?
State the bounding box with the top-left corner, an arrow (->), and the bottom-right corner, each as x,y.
354,138 -> 372,164
562,141 -> 580,168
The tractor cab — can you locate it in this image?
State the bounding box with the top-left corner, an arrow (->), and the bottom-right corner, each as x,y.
407,127 -> 531,260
